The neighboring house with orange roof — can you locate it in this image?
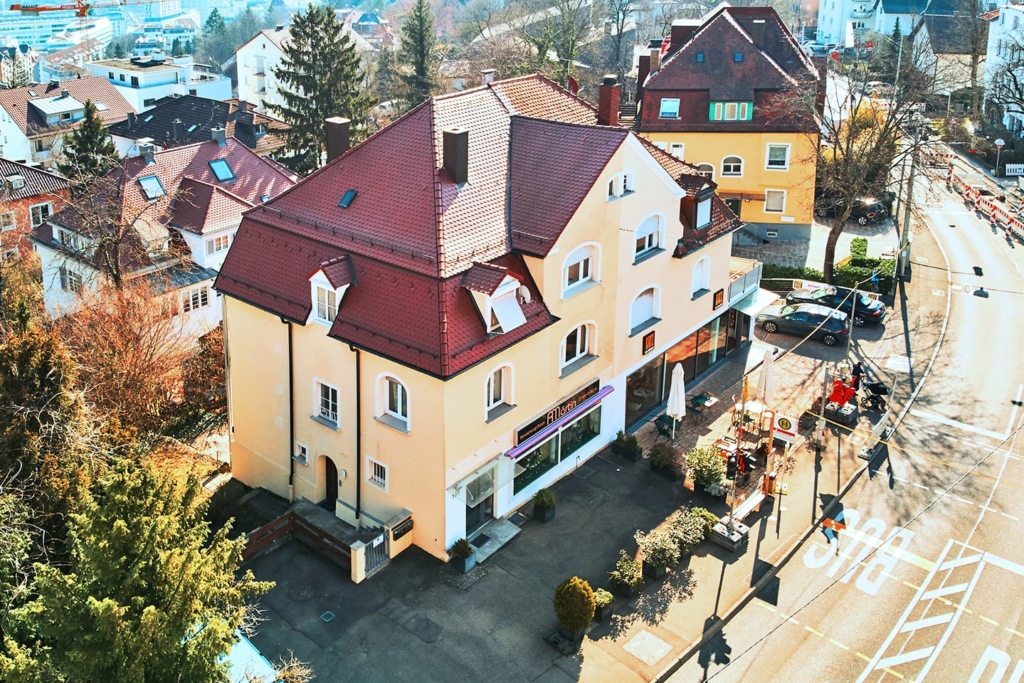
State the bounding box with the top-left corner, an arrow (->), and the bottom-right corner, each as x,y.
0,157 -> 69,263
30,130 -> 298,335
0,77 -> 135,170
215,73 -> 769,571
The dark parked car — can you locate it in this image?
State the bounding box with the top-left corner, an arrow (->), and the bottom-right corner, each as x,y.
785,286 -> 886,326
814,195 -> 889,225
755,303 -> 850,346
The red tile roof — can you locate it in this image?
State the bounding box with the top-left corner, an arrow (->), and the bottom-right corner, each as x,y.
173,177 -> 254,235
313,255 -> 355,289
0,77 -> 135,139
0,157 -> 69,201
216,73 -> 730,378
509,117 -> 627,257
461,262 -> 514,294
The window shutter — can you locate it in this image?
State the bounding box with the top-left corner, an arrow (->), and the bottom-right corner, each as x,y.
709,102 -> 716,120
746,103 -> 754,120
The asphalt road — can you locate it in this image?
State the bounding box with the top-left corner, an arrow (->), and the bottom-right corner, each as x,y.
668,172 -> 1024,682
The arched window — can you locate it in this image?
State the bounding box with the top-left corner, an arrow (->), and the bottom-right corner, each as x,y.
630,287 -> 660,334
377,374 -> 410,432
722,156 -> 743,176
485,364 -> 514,419
562,243 -> 600,297
691,257 -> 711,297
607,171 -> 635,199
697,163 -> 714,179
561,323 -> 595,372
634,214 -> 663,262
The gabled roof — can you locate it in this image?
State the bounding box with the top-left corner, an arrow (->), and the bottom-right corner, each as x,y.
880,0 -> 930,14
38,38 -> 104,66
311,255 -> 355,289
106,95 -> 288,156
0,157 -> 69,201
216,73 -> 733,378
916,14 -> 988,54
0,77 -> 134,139
173,177 -> 254,235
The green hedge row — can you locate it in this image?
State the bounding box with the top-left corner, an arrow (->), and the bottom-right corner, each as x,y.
761,262 -> 894,293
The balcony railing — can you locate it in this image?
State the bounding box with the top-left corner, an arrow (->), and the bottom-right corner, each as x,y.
728,257 -> 762,303
851,9 -> 875,18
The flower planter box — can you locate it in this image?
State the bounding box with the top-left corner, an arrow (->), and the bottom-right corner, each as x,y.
534,505 -> 555,523
594,602 -> 614,622
451,554 -> 476,574
613,582 -> 641,599
642,563 -> 667,581
651,464 -> 683,482
613,444 -> 643,462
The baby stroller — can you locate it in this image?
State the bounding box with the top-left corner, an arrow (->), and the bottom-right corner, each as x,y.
863,381 -> 889,410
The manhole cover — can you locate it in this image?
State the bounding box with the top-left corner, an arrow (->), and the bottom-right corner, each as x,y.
470,533 -> 491,548
287,585 -> 315,602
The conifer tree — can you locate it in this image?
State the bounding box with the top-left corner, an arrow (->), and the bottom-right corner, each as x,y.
271,4 -> 374,175
12,459 -> 272,682
57,100 -> 117,192
203,7 -> 226,35
374,47 -> 399,103
397,0 -> 439,107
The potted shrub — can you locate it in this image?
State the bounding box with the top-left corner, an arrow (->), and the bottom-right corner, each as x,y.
801,396 -> 823,429
447,538 -> 475,574
635,529 -> 680,580
668,509 -> 706,556
612,430 -> 643,462
648,443 -> 684,482
686,445 -> 725,491
688,507 -> 720,541
533,488 -> 556,522
609,550 -> 644,598
593,588 -> 614,622
553,576 -> 595,646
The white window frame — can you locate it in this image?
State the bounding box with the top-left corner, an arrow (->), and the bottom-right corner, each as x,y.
606,171 -> 635,200
765,189 -> 787,214
633,213 -> 665,262
691,257 -> 711,296
696,197 -> 712,229
721,155 -> 744,177
659,97 -> 680,118
0,211 -> 14,232
765,143 -> 790,170
562,242 -> 600,297
724,103 -> 738,120
561,322 -> 595,371
696,163 -> 714,180
484,277 -> 527,334
669,142 -> 685,159
315,285 -> 337,324
376,373 -> 410,431
180,285 -> 210,313
485,363 -> 514,418
59,266 -> 83,293
30,202 -> 52,228
205,233 -> 231,255
293,442 -> 309,465
629,286 -> 661,334
367,456 -> 388,491
314,378 -> 340,427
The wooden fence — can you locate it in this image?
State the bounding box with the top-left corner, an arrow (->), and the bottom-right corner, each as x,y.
242,511 -> 352,571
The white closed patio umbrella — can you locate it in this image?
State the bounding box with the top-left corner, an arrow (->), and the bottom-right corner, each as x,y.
757,349 -> 775,406
666,363 -> 687,439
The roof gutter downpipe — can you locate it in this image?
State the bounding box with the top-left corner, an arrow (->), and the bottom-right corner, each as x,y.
283,318 -> 295,503
349,344 -> 362,526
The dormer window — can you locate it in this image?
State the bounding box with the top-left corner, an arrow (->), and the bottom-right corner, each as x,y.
307,256 -> 353,327
607,172 -> 634,200
696,196 -> 712,229
463,265 -> 527,335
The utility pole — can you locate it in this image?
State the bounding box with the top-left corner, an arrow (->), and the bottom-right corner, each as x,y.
898,125 -> 921,281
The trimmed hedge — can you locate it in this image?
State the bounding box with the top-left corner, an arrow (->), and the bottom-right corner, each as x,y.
761,262 -> 894,293
850,237 -> 868,260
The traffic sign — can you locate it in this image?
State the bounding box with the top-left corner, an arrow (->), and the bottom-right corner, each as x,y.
773,413 -> 798,443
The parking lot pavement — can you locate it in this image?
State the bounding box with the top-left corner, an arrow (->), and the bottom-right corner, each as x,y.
246,294 -> 918,683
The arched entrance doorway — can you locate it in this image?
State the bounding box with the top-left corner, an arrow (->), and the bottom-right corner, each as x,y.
321,456 -> 338,511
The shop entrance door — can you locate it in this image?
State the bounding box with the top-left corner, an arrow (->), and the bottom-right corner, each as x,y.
466,495 -> 493,536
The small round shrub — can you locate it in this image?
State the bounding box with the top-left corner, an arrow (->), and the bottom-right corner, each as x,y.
448,538 -> 473,559
687,446 -> 725,489
593,588 -> 614,608
609,550 -> 644,591
635,529 -> 681,570
688,507 -> 720,540
648,443 -> 681,471
554,576 -> 595,634
534,488 -> 555,509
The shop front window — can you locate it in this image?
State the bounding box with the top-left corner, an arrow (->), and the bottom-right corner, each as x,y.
625,356 -> 666,429
561,407 -> 601,461
513,435 -> 559,494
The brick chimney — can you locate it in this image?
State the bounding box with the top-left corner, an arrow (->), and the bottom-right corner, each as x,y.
636,54 -> 651,102
172,119 -> 183,141
127,111 -> 136,129
325,117 -> 351,162
750,19 -> 766,49
597,75 -> 619,127
237,100 -> 248,113
649,42 -> 663,74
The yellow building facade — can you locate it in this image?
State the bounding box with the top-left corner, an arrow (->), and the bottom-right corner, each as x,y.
219,76 -> 763,564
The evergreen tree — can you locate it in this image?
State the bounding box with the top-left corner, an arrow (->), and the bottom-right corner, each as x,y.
374,47 -> 399,103
228,7 -> 262,48
5,54 -> 32,89
10,459 -> 271,682
397,0 -> 439,107
203,7 -> 226,36
271,4 -> 374,175
171,36 -> 183,56
57,100 -> 117,192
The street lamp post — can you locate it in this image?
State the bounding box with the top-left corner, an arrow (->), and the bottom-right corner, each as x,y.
995,138 -> 1005,178
898,125 -> 922,281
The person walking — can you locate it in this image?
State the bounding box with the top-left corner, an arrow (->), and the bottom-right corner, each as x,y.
851,362 -> 865,391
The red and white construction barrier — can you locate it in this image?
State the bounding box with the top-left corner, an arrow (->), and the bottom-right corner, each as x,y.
948,168 -> 1024,240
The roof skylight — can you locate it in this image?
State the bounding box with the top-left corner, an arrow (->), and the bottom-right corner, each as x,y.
338,189 -> 357,208
144,115 -> 154,122
187,124 -> 198,133
95,102 -> 108,111
139,175 -> 165,200
209,159 -> 235,182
